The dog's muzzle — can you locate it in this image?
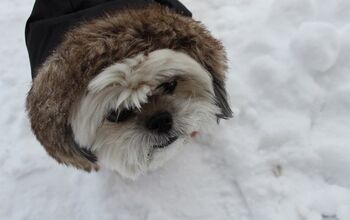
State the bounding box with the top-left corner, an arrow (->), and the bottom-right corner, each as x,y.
146,111 -> 173,134
146,111 -> 179,149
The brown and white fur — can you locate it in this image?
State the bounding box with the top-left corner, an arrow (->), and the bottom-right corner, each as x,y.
69,49 -> 221,178
26,5 -> 232,179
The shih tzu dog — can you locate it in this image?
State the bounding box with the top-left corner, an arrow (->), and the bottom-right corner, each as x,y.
25,0 -> 232,179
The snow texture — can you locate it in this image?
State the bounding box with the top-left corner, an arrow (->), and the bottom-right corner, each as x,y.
1,0 -> 350,219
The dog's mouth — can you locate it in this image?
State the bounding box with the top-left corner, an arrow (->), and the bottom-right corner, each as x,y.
153,136 -> 178,149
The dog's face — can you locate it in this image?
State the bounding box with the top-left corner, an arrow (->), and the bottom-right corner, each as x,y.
69,49 -> 230,179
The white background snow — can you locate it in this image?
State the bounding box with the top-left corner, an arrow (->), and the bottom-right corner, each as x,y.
1,0 -> 350,219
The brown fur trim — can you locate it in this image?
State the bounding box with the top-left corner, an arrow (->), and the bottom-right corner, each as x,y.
26,5 -> 227,171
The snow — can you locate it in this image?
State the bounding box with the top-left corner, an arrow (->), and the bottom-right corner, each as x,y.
290,22 -> 339,71
1,0 -> 350,219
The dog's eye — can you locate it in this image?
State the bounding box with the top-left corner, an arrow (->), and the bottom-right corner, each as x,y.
159,80 -> 177,94
106,109 -> 135,123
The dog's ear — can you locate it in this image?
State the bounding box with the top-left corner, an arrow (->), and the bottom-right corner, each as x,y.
212,74 -> 233,120
66,125 -> 98,164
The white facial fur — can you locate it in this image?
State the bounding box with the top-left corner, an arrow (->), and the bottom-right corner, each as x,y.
69,49 -> 220,179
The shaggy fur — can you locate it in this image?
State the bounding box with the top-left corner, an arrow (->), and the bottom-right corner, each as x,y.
69,49 -> 220,178
26,5 -> 229,172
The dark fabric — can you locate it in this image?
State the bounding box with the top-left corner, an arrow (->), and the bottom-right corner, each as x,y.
25,0 -> 192,78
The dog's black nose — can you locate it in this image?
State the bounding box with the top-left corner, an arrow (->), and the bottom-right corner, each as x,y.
146,111 -> 172,133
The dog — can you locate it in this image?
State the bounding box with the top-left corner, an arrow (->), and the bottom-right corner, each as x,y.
25,0 -> 232,179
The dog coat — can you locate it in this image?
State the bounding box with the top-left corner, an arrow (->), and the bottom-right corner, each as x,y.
25,0 -> 229,171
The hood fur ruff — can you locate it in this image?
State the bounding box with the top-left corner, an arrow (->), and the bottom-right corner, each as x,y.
26,5 -> 228,171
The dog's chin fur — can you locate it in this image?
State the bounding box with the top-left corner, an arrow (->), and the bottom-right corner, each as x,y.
69,49 -> 220,179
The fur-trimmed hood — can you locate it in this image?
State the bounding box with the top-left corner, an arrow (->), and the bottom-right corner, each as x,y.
25,0 -> 192,77
26,2 -> 229,171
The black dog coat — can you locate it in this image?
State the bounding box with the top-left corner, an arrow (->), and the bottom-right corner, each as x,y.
25,0 -> 192,78
25,0 -> 230,171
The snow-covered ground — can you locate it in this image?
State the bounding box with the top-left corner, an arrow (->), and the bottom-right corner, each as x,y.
1,0 -> 350,219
